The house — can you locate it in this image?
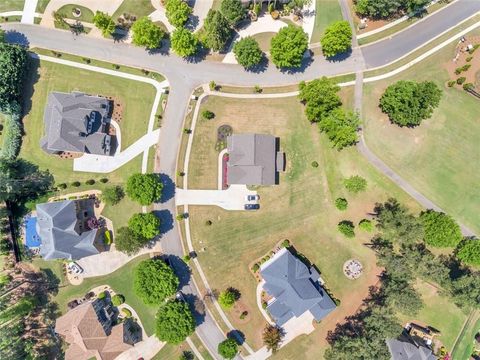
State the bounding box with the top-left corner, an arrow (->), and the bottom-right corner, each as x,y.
226,133 -> 285,186
36,199 -> 102,260
40,91 -> 114,156
387,323 -> 437,360
260,247 -> 336,326
55,298 -> 140,360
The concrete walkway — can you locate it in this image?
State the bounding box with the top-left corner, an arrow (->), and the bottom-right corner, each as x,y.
176,185 -> 257,211
148,0 -> 175,33
189,0 -> 213,31
115,335 -> 165,360
21,0 -> 38,24
302,0 -> 316,43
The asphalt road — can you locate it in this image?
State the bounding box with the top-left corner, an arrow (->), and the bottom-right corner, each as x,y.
3,2 -> 479,357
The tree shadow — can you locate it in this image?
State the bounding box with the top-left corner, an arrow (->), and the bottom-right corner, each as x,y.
278,56 -> 314,74
40,268 -> 60,296
185,15 -> 199,31
228,329 -> 246,345
325,48 -> 353,63
4,30 -> 30,47
22,56 -> 41,121
157,173 -> 176,203
152,209 -> 174,235
244,56 -> 269,74
184,292 -> 206,326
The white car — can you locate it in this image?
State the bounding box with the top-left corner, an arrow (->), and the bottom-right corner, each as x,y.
245,194 -> 260,202
67,262 -> 84,275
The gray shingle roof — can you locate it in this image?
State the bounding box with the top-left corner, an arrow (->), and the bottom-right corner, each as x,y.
386,339 -> 437,360
36,200 -> 99,260
227,134 -> 283,185
40,92 -> 113,155
260,247 -> 336,326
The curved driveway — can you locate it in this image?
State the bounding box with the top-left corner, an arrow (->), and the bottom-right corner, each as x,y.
3,2 -> 480,357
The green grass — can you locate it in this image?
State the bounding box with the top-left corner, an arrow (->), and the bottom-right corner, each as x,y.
31,258 -> 68,287
0,0 -> 24,12
251,32 -> 276,53
187,93 -> 421,354
452,311 -> 480,359
311,0 -> 343,43
48,255 -> 159,336
56,4 -> 95,23
112,0 -> 156,21
36,0 -> 50,13
363,29 -> 480,235
0,15 -> 21,22
152,342 -> 190,359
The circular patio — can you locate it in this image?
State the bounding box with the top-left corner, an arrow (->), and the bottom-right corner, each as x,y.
343,259 -> 363,280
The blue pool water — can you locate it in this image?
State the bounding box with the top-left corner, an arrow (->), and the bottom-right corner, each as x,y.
25,217 -> 41,248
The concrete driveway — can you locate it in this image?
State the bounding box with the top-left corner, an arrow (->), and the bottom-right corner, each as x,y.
175,185 -> 257,210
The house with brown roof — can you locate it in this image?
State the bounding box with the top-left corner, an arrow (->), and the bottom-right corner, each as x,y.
55,298 -> 140,360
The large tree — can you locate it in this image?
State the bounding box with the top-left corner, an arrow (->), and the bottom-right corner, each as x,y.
131,17 -> 165,49
355,0 -> 430,19
233,37 -> 263,69
0,43 -> 28,112
134,258 -> 179,304
318,108 -> 359,149
456,238 -> 480,266
298,77 -> 341,123
220,0 -> 246,26
270,25 -> 308,68
218,338 -> 238,359
126,173 -> 163,205
128,212 -> 161,239
114,226 -> 149,255
171,28 -> 199,57
320,20 -> 352,58
165,0 -> 192,28
93,11 -> 116,37
155,300 -> 196,344
379,80 -> 442,127
420,210 -> 462,248
262,324 -> 283,353
201,9 -> 232,51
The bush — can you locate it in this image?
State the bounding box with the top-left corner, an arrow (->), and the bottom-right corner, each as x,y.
466,56 -> 473,62
93,11 -> 115,37
102,185 -> 125,206
0,103 -> 22,160
134,258 -> 179,304
126,173 -> 163,205
100,177 -> 109,183
240,310 -> 248,319
344,175 -> 367,193
281,239 -> 290,248
358,219 -> 374,232
463,82 -> 474,91
456,238 -> 480,266
183,254 -> 191,263
176,213 -> 185,221
114,227 -> 149,255
335,198 -> 348,211
252,263 -> 260,272
155,300 -> 195,344
455,67 -> 463,75
85,179 -> 95,185
271,10 -> 279,19
218,288 -> 238,309
122,308 -> 132,318
338,220 -> 355,238
57,183 -> 67,190
311,161 -> 319,168
205,220 -> 212,226
218,338 -> 238,359
112,294 -> 125,306
97,291 -> 106,300
209,81 -> 217,91
421,210 -> 462,248
456,77 -> 466,85
202,110 -> 215,120
447,80 -> 455,87
0,43 -> 29,112
71,181 -> 81,187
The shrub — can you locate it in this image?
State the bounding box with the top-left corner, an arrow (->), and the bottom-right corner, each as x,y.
271,10 -> 279,19
57,183 -> 67,190
122,308 -> 132,318
462,64 -> 471,71
176,213 -> 185,221
344,175 -> 367,193
338,220 -> 355,238
335,198 -> 348,211
262,301 -> 267,309
112,294 -> 125,306
100,178 -> 109,183
455,67 -> 463,75
102,185 -> 124,206
115,227 -> 149,255
281,239 -> 290,248
97,291 -> 107,300
134,258 -> 179,304
183,254 -> 191,263
205,220 -> 212,226
202,110 -> 215,120
209,81 -> 217,91
218,338 -> 238,359
0,43 -> 29,112
93,11 -> 115,37
456,77 -> 466,85
466,56 -> 473,62
447,80 -> 455,87
240,311 -> 248,319
85,179 -> 95,185
252,263 -> 260,272
311,161 -> 319,168
218,288 -> 238,309
0,102 -> 22,160
254,85 -> 262,93
359,219 -> 374,232
104,230 -> 112,245
463,82 -> 474,91
126,173 -> 163,205
456,238 -> 480,266
71,181 -> 81,187
421,210 -> 462,248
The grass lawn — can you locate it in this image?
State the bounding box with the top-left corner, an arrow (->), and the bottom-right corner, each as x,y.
0,0 -> 24,12
251,32 -> 276,53
152,342 -> 190,360
56,4 -> 95,23
311,0 -> 343,43
45,255 -> 159,336
452,311 -> 480,359
112,0 -> 156,20
36,0 -> 50,13
362,31 -> 480,235
186,93 -> 421,354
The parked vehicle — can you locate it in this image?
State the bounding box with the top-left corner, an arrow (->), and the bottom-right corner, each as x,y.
245,194 -> 260,201
244,204 -> 260,210
67,261 -> 84,274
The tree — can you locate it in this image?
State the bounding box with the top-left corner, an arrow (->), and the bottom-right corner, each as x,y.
320,20 -> 352,58
202,110 -> 215,120
270,25 -> 308,68
134,258 -> 179,304
262,324 -> 282,353
338,220 -> 355,238
111,294 -> 125,306
0,43 -> 28,112
220,0 -> 246,26
318,108 -> 359,149
233,37 -> 263,69
201,10 -> 232,51
128,212 -> 161,239
217,338 -> 238,359
165,0 -> 193,28
379,80 -> 442,127
0,26 -> 5,43
131,17 -> 165,49
93,11 -> 115,37
155,300 -> 196,344
355,0 -> 429,19
299,77 -> 342,123
171,28 -> 198,57
456,238 -> 480,266
114,226 -> 149,255
218,288 -> 238,309
335,198 -> 348,211
344,175 -> 367,193
420,210 -> 462,248
382,272 -> 423,315
126,173 -> 163,205
101,185 -> 124,205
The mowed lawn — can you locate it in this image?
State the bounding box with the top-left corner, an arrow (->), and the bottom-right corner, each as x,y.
0,0 -> 25,12
452,311 -> 480,359
311,0 -> 343,43
187,94 -> 421,355
112,0 -> 156,20
363,36 -> 480,235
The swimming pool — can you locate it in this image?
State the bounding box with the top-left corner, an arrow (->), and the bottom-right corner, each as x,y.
25,217 -> 41,248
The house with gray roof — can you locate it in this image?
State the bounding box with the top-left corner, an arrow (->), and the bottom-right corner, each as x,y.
386,338 -> 436,360
36,199 -> 101,260
260,247 -> 336,326
40,92 -> 114,156
226,134 -> 285,186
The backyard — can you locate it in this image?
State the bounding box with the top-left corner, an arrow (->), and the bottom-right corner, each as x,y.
362,31 -> 480,235
186,93 -> 421,355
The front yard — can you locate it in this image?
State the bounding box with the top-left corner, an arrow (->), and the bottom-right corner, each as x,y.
186,93 -> 421,355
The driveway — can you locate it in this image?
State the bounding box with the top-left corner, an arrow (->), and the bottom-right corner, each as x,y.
175,185 -> 257,210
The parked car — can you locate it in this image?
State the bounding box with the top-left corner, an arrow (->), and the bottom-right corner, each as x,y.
244,204 -> 260,210
67,262 -> 84,274
245,194 -> 260,202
